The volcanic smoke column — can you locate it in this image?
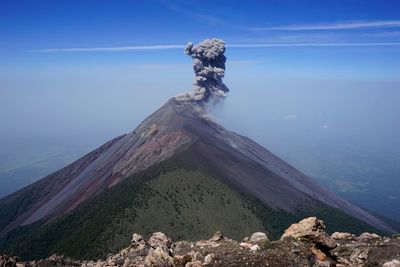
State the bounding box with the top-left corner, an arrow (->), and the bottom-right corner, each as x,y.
179,38 -> 229,103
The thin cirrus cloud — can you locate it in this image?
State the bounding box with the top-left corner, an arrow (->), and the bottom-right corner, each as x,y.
250,20 -> 400,31
29,42 -> 400,53
28,44 -> 184,53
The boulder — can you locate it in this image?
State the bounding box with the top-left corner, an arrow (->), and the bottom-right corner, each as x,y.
203,253 -> 215,266
173,255 -> 192,267
192,252 -> 203,262
383,259 -> 400,267
349,248 -> 369,264
249,232 -> 269,243
185,261 -> 202,267
145,247 -> 173,267
210,231 -> 224,242
281,217 -> 337,249
311,246 -> 327,261
128,233 -> 150,255
331,232 -> 354,240
148,232 -> 172,250
250,244 -> 260,252
314,260 -> 331,267
240,242 -> 253,249
358,232 -> 380,240
132,233 -> 145,243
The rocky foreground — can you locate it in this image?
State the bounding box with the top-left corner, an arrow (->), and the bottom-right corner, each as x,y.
1,217 -> 399,267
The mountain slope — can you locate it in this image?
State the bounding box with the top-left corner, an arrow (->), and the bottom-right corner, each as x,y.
0,153 -> 387,260
0,98 -> 396,259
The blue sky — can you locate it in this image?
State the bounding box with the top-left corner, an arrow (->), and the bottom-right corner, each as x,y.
1,1 -> 400,70
2,1 -> 400,58
1,0 -> 400,141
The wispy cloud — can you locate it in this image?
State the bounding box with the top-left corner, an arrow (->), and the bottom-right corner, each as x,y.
29,42 -> 400,53
162,1 -> 231,27
251,20 -> 400,31
229,42 -> 400,48
29,44 -> 184,53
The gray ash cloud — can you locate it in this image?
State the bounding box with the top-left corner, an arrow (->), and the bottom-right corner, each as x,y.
177,39 -> 229,103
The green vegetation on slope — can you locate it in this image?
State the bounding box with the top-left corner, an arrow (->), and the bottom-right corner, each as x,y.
0,159 -> 267,260
0,156 -> 386,260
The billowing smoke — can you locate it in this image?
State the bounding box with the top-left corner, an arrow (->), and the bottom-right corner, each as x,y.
177,38 -> 229,103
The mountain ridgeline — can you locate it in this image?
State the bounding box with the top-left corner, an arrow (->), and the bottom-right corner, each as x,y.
0,98 -> 395,260
0,39 -> 396,260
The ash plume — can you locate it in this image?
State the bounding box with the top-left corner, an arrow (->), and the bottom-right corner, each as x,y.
177,38 -> 229,103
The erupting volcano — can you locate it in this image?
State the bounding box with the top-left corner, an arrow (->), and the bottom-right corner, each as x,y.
0,39 -> 395,260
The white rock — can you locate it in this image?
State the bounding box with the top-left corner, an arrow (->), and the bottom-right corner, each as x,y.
249,232 -> 269,243
240,242 -> 253,249
250,244 -> 260,252
358,232 -> 380,240
331,232 -> 353,240
131,233 -> 144,243
144,247 -> 173,266
203,253 -> 215,266
148,232 -> 172,250
383,259 -> 400,267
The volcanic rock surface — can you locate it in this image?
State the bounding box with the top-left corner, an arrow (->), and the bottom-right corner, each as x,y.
1,217 -> 399,267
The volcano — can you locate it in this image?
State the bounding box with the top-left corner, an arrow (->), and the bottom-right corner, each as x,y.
0,39 -> 395,260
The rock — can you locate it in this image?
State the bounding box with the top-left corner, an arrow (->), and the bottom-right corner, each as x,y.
203,253 -> 215,266
132,233 -> 145,243
122,258 -> 132,267
281,217 -> 337,249
249,232 -> 269,243
357,249 -> 368,260
331,232 -> 354,240
112,256 -> 125,265
383,259 -> 400,267
336,256 -> 350,265
185,261 -> 202,267
173,255 -> 192,267
40,254 -> 69,266
240,242 -> 253,249
192,252 -> 203,262
250,244 -> 260,252
148,232 -> 172,250
314,259 -> 331,267
349,248 -> 369,264
210,231 -> 224,242
145,247 -> 173,267
358,232 -> 380,240
1,224 -> 399,267
311,246 -> 327,261
128,233 -> 150,256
